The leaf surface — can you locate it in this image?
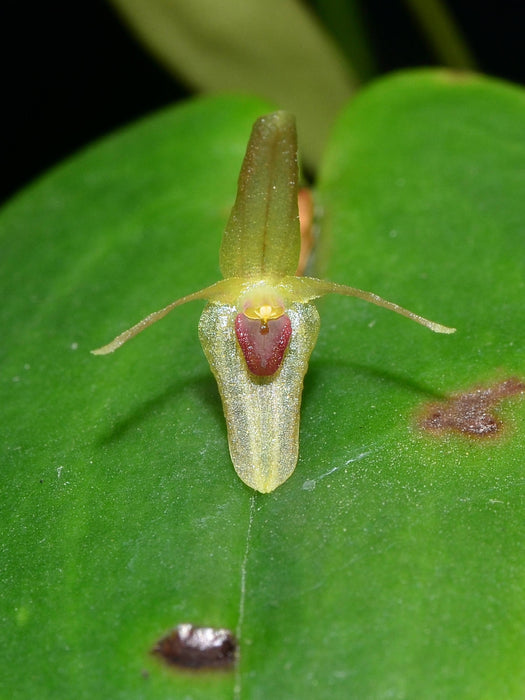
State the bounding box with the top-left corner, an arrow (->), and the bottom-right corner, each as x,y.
2,72 -> 525,698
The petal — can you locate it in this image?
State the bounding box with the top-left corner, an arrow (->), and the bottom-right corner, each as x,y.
277,276 -> 456,334
91,278 -> 252,355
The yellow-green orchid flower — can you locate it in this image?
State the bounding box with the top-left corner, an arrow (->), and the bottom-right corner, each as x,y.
93,112 -> 455,493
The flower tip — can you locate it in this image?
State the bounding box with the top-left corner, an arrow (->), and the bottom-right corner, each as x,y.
433,323 -> 456,334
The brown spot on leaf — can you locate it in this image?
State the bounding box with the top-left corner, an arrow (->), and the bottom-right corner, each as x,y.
418,377 -> 525,437
153,624 -> 236,670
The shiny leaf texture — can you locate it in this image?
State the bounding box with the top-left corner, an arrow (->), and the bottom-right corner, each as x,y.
2,72 -> 525,699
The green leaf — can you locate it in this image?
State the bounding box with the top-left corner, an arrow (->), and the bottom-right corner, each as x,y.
1,95 -> 272,700
109,0 -> 356,168
2,71 -> 525,699
310,70 -> 525,698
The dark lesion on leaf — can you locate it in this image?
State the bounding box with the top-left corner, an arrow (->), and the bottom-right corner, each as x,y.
152,623 -> 236,671
418,377 -> 525,437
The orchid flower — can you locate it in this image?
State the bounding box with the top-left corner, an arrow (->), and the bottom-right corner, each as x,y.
93,112 -> 455,493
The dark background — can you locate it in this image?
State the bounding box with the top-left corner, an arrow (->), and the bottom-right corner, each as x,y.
2,0 -> 524,204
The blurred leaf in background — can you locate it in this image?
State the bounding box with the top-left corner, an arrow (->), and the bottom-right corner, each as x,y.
5,0 -> 520,202
108,0 -> 357,168
108,0 -> 475,169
